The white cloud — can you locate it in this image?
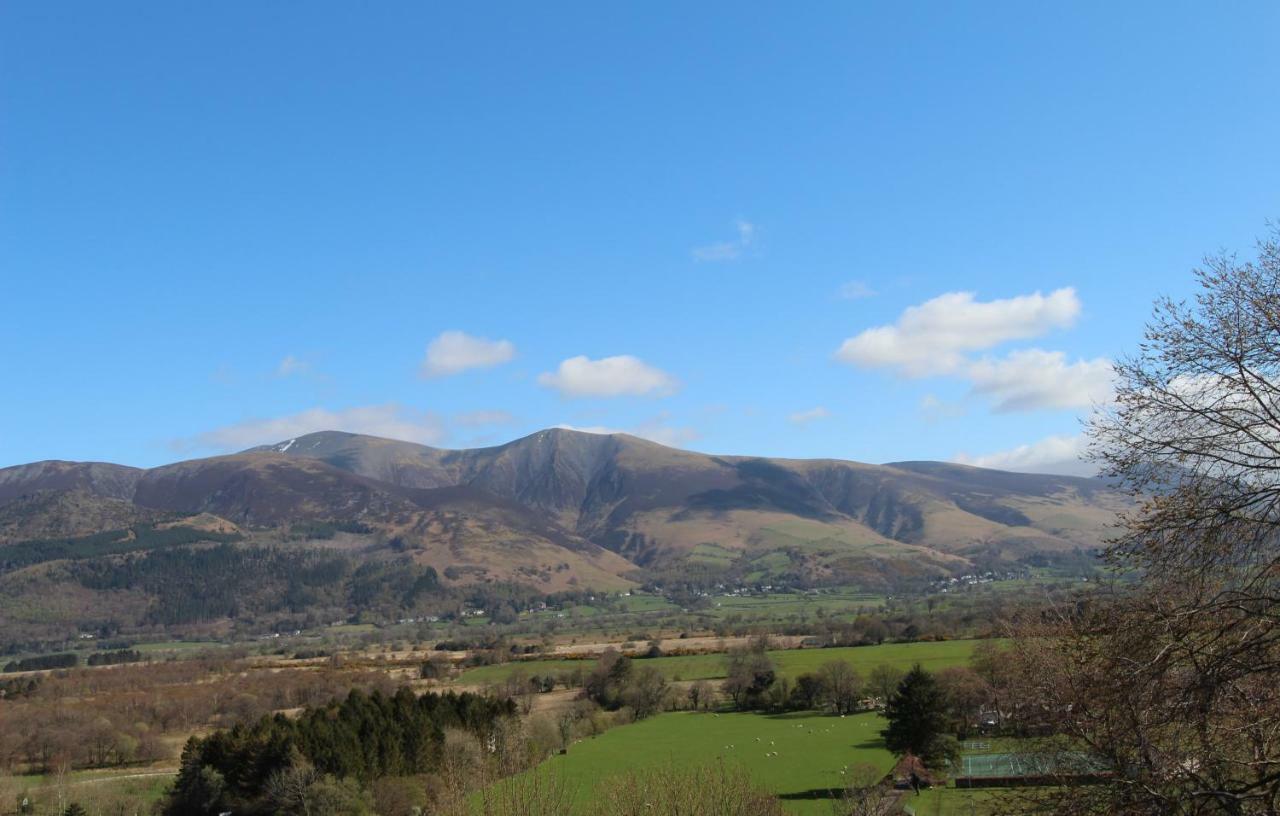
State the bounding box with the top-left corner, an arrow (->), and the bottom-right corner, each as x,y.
454,409 -> 516,427
789,406 -> 832,425
966,349 -> 1114,412
834,287 -> 1113,413
275,354 -> 310,377
181,404 -> 446,451
692,220 -> 756,262
420,330 -> 516,378
837,280 -> 876,300
952,434 -> 1095,477
835,287 -> 1081,376
538,355 -> 677,398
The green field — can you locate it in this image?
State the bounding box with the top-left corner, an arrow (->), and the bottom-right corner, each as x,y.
531,710 -> 894,815
707,589 -> 884,618
505,587 -> 889,637
132,639 -> 225,654
903,786 -> 1009,816
9,769 -> 175,812
618,594 -> 678,613
461,639 -> 983,686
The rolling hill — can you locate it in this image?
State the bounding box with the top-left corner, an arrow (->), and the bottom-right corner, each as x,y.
0,428 -> 1127,642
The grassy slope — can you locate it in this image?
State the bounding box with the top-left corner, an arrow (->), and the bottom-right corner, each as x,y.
536,710 -> 893,815
460,639 -> 982,686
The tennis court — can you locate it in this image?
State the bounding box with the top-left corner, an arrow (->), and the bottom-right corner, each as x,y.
958,753 -> 1057,778
954,751 -> 1109,788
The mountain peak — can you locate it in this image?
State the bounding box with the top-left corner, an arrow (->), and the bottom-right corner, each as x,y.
245,430 -> 391,456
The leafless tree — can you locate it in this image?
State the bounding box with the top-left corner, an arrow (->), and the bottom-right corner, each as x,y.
866,664 -> 905,707
264,759 -> 322,815
621,664 -> 670,720
1005,228 -> 1280,815
934,666 -> 989,739
817,660 -> 863,716
688,678 -> 714,711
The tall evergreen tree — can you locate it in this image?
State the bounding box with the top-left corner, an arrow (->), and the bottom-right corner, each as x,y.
881,665 -> 949,762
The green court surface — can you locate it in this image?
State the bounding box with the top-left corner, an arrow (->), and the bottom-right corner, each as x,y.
959,753 -> 1043,777
956,751 -> 1105,778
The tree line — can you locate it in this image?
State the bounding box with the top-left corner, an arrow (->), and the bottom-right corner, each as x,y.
166,688 -> 516,815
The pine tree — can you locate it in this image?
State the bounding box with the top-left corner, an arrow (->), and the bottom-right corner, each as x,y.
881,664 -> 949,762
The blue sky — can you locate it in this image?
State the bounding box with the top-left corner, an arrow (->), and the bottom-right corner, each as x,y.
2,2 -> 1278,473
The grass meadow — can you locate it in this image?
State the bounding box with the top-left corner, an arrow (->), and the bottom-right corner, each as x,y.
531,709 -> 894,815
5,769 -> 175,813
460,638 -> 983,686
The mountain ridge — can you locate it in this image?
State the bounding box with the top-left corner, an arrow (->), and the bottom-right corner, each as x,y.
0,428 -> 1126,643
0,428 -> 1124,582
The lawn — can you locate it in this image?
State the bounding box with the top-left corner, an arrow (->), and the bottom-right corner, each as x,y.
460,639 -> 983,686
531,710 -> 894,815
902,786 -> 1011,816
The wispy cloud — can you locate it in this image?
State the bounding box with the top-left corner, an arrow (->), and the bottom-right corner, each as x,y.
837,280 -> 876,300
538,355 -> 677,398
692,220 -> 756,262
176,404 -> 446,452
275,354 -> 310,378
788,406 -> 831,425
420,330 -> 516,378
952,433 -> 1094,477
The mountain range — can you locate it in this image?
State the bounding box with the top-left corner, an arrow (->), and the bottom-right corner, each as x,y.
0,428 -> 1125,596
